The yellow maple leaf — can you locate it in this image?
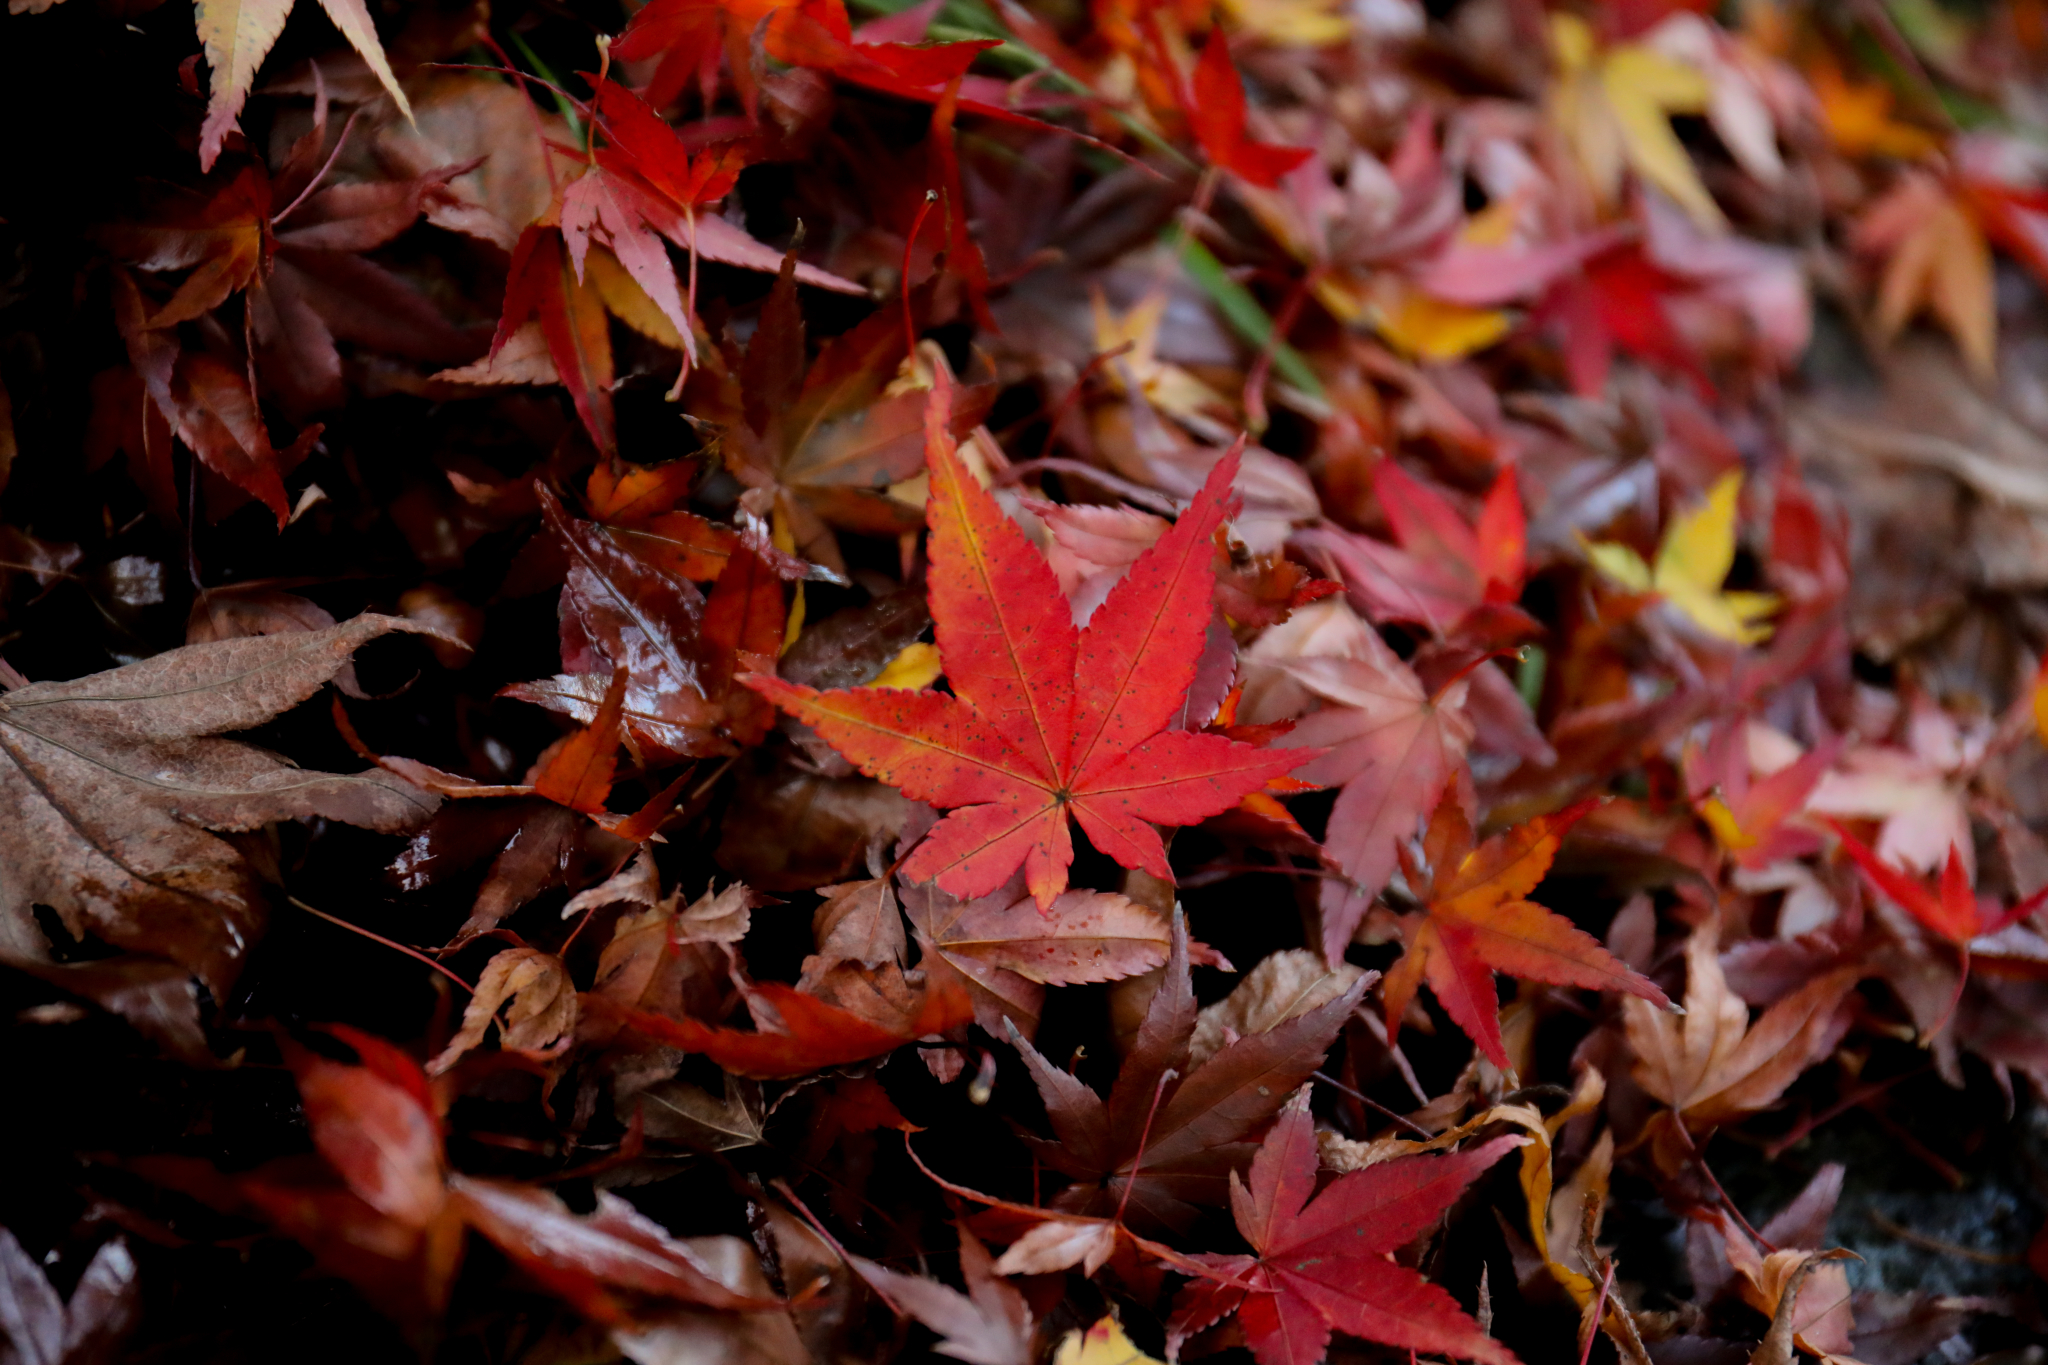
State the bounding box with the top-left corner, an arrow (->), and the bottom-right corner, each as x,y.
1853,172 -> 1995,378
1053,1318 -> 1163,1365
1585,471 -> 1779,645
1366,276 -> 1513,362
871,641 -> 942,690
1091,288 -> 1231,423
1219,0 -> 1351,47
1550,13 -> 1724,232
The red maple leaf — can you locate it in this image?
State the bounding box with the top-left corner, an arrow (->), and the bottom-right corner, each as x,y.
1273,623 -> 1476,960
600,977 -> 972,1079
1826,819 -> 2048,1038
1385,795 -> 1672,1069
1540,243 -> 1708,398
1826,823 -> 2043,948
1169,1085 -> 1525,1365
1185,29 -> 1312,188
1297,460 -> 1528,638
746,377 -> 1307,906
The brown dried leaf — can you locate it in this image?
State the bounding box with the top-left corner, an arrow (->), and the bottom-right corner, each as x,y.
1623,917 -> 1858,1138
798,874 -> 906,990
430,948 -> 578,1073
672,883 -> 758,945
1187,948 -> 1369,1070
902,879 -> 1184,1040
0,616 -> 440,995
849,1229 -> 1034,1365
617,1073 -> 767,1153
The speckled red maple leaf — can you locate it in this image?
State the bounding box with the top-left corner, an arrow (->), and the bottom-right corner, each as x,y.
745,376 -> 1307,907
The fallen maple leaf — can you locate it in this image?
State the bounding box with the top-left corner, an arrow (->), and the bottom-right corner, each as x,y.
1549,12 -> 1724,231
1169,1084 -> 1525,1365
747,379 -> 1305,908
611,0 -> 800,115
1693,1164 -> 1860,1361
1384,796 -> 1672,1070
428,947 -> 578,1074
143,1022 -> 780,1326
1547,240 -> 1716,397
1272,619 -> 1476,961
1186,30 -> 1313,188
800,869 -> 907,985
576,856 -> 750,1039
1623,917 -> 1859,1170
1294,459 -> 1526,637
578,460 -> 819,586
504,487 -> 785,762
1006,916 -> 1367,1232
602,976 -> 971,1079
194,0 -> 412,171
446,1175 -> 775,1324
1826,820 -> 2048,1036
1585,470 -> 1779,645
901,877 -> 1187,1039
1854,171 -> 1996,380
1187,947 -> 1367,1068
1803,695 -> 1981,880
713,261 -> 990,578
844,1223 -> 1034,1365
1687,724 -> 1837,870
0,616 -> 440,996
1810,58 -> 1943,161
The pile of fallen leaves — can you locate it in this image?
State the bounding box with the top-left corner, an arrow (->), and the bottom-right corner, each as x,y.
5,0 -> 2048,1360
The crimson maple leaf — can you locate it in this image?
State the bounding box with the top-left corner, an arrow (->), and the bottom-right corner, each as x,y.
1296,460 -> 1528,638
1540,243 -> 1709,397
1825,819 -> 2048,1038
600,977 -> 972,1079
1185,30 -> 1313,188
1170,1085 -> 1525,1365
1384,795 -> 1671,1069
1273,622 -> 1476,961
745,377 -> 1307,907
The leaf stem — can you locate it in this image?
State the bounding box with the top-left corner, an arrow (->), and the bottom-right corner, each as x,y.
1762,1063 -> 1929,1160
1673,1121 -> 1774,1252
270,109 -> 363,228
1114,1067 -> 1177,1227
904,190 -> 939,361
288,896 -> 474,995
1311,1069 -> 1432,1139
1577,1258 -> 1615,1365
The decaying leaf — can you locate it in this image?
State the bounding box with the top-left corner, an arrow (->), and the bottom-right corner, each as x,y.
0,617 -> 440,995
1624,917 -> 1859,1170
429,948 -> 577,1073
1006,915 -> 1367,1232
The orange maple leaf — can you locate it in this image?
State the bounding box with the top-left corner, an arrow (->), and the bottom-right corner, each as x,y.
1385,796 -> 1672,1069
746,376 -> 1307,907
